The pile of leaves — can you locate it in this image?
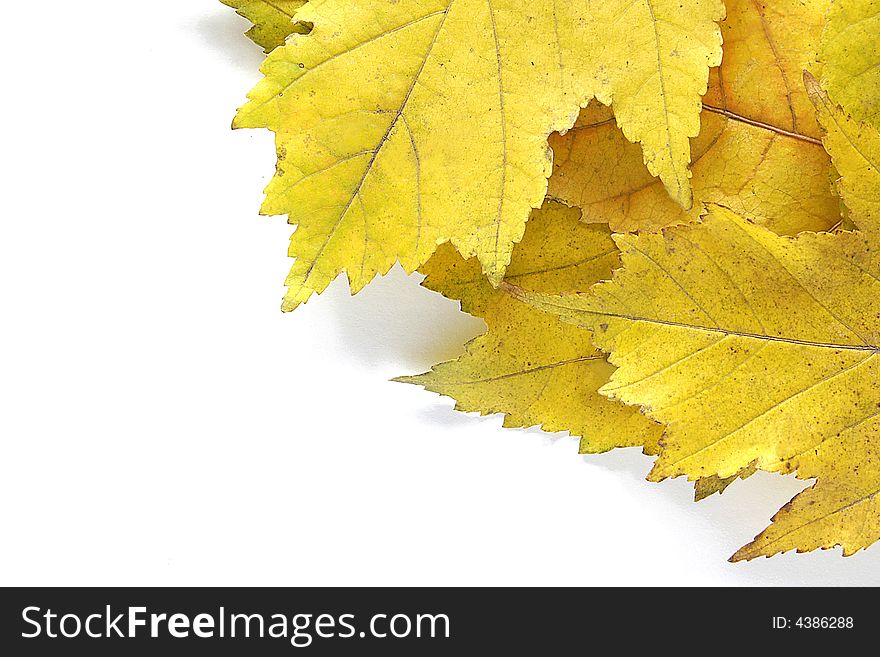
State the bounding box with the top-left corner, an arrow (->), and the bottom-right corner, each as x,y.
222,0 -> 879,561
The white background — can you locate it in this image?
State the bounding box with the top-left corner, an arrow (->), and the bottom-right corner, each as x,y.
1,1 -> 877,586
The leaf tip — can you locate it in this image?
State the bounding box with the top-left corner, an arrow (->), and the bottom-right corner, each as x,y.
645,473 -> 664,484
280,297 -> 301,313
728,545 -> 755,563
392,374 -> 424,386
485,267 -> 507,289
678,184 -> 694,212
802,69 -> 822,102
645,464 -> 666,484
231,105 -> 250,131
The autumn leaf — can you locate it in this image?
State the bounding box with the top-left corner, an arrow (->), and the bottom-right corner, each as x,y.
819,0 -> 880,130
730,430 -> 879,560
220,0 -> 880,561
397,201 -> 662,454
402,202 -> 744,498
402,202 -> 731,498
512,207 -> 880,558
221,0 -> 311,52
233,0 -> 724,310
549,0 -> 840,235
807,71 -> 880,242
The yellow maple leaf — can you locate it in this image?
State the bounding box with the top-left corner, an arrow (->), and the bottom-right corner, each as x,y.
233,0 -> 725,310
807,71 -> 880,243
397,201 -> 662,454
221,0 -> 311,52
512,207 -> 880,558
549,0 -> 840,235
819,0 -> 880,130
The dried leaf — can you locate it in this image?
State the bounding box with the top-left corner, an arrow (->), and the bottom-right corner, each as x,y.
549,0 -> 839,235
233,0 -> 724,310
398,201 -> 662,454
512,207 -> 880,558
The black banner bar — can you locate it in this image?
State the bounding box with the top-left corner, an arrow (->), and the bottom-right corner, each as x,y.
0,587 -> 873,654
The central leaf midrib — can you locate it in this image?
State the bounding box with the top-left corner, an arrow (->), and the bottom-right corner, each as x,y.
561,305 -> 879,353
300,4 -> 454,285
428,355 -> 605,386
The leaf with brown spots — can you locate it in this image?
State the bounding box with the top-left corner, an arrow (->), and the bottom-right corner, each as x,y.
513,206 -> 880,559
